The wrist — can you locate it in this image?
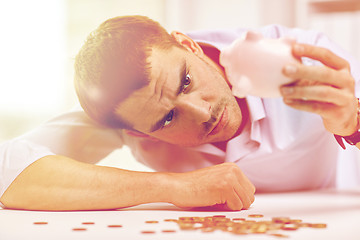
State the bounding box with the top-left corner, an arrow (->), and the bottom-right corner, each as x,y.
150,172 -> 182,204
334,98 -> 360,149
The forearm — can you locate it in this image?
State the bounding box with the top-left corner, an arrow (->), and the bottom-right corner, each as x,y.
0,155 -> 171,211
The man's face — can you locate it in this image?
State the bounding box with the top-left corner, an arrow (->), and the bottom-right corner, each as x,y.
116,36 -> 243,147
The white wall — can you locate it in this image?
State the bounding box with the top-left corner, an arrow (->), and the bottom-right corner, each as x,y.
0,0 -> 66,142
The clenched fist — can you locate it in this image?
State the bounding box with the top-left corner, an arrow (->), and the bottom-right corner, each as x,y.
167,162 -> 255,211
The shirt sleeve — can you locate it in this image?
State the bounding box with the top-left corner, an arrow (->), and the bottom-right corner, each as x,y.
0,105 -> 124,201
0,139 -> 55,201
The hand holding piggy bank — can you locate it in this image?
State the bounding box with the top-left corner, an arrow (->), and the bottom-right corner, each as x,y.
220,31 -> 300,98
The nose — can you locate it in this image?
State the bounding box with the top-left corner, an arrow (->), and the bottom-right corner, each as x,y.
176,94 -> 211,124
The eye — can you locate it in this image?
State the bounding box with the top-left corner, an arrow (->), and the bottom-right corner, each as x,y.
163,110 -> 174,127
182,73 -> 192,93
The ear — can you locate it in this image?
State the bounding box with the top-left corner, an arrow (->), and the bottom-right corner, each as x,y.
124,130 -> 159,142
171,31 -> 204,55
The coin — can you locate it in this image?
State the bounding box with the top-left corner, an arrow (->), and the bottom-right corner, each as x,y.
82,222 -> 95,225
248,214 -> 264,218
272,217 -> 291,224
164,219 -> 177,222
141,230 -> 155,234
145,220 -> 159,224
108,225 -> 123,228
269,233 -> 289,238
281,224 -> 299,231
33,222 -> 48,225
72,228 -> 87,231
162,229 -> 176,233
310,223 -> 327,228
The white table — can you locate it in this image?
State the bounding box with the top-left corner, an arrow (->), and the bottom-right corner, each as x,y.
1,188 -> 359,240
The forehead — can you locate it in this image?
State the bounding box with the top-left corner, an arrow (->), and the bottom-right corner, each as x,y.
115,47 -> 187,132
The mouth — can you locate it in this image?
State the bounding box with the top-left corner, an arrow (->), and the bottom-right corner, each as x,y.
208,106 -> 228,136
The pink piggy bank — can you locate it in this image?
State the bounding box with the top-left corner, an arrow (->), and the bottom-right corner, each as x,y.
220,31 -> 300,98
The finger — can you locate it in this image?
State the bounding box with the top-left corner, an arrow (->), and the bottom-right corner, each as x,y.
225,188 -> 243,211
292,43 -> 350,70
283,98 -> 335,118
232,166 -> 256,195
234,183 -> 253,210
281,85 -> 350,106
283,63 -> 351,89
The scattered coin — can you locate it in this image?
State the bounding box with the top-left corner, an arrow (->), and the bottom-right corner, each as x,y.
141,230 -> 156,234
162,229 -> 176,233
272,217 -> 291,224
248,214 -> 264,218
281,224 -> 299,231
145,220 -> 159,224
72,228 -> 87,231
108,225 -> 123,228
310,223 -> 327,228
164,219 -> 177,222
82,222 -> 95,225
269,233 -> 289,238
33,222 -> 48,225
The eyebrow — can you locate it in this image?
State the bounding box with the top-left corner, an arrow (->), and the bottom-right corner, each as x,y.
148,60 -> 187,133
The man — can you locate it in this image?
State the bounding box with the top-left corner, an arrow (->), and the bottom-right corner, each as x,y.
0,15 -> 359,211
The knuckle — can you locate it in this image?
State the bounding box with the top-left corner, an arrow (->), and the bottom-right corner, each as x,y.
218,178 -> 231,189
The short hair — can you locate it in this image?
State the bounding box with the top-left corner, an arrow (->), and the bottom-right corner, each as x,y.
74,15 -> 180,129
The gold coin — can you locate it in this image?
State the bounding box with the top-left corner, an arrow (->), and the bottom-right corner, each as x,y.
299,222 -> 312,227
269,233 -> 289,238
82,222 -> 95,225
72,228 -> 87,231
272,217 -> 291,224
201,227 -> 215,233
33,222 -> 48,225
162,229 -> 176,233
281,224 -> 299,231
248,214 -> 264,218
145,220 -> 159,224
164,219 -> 177,222
141,230 -> 155,234
289,219 -> 302,223
310,223 -> 327,228
108,225 -> 123,228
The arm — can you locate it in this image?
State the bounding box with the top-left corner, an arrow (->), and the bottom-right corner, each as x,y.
280,43 -> 360,150
0,155 -> 255,211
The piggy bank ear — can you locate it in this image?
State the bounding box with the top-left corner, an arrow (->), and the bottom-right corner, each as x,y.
231,75 -> 251,98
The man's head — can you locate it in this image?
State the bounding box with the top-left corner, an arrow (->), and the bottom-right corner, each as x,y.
75,15 -> 243,147
74,15 -> 179,129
